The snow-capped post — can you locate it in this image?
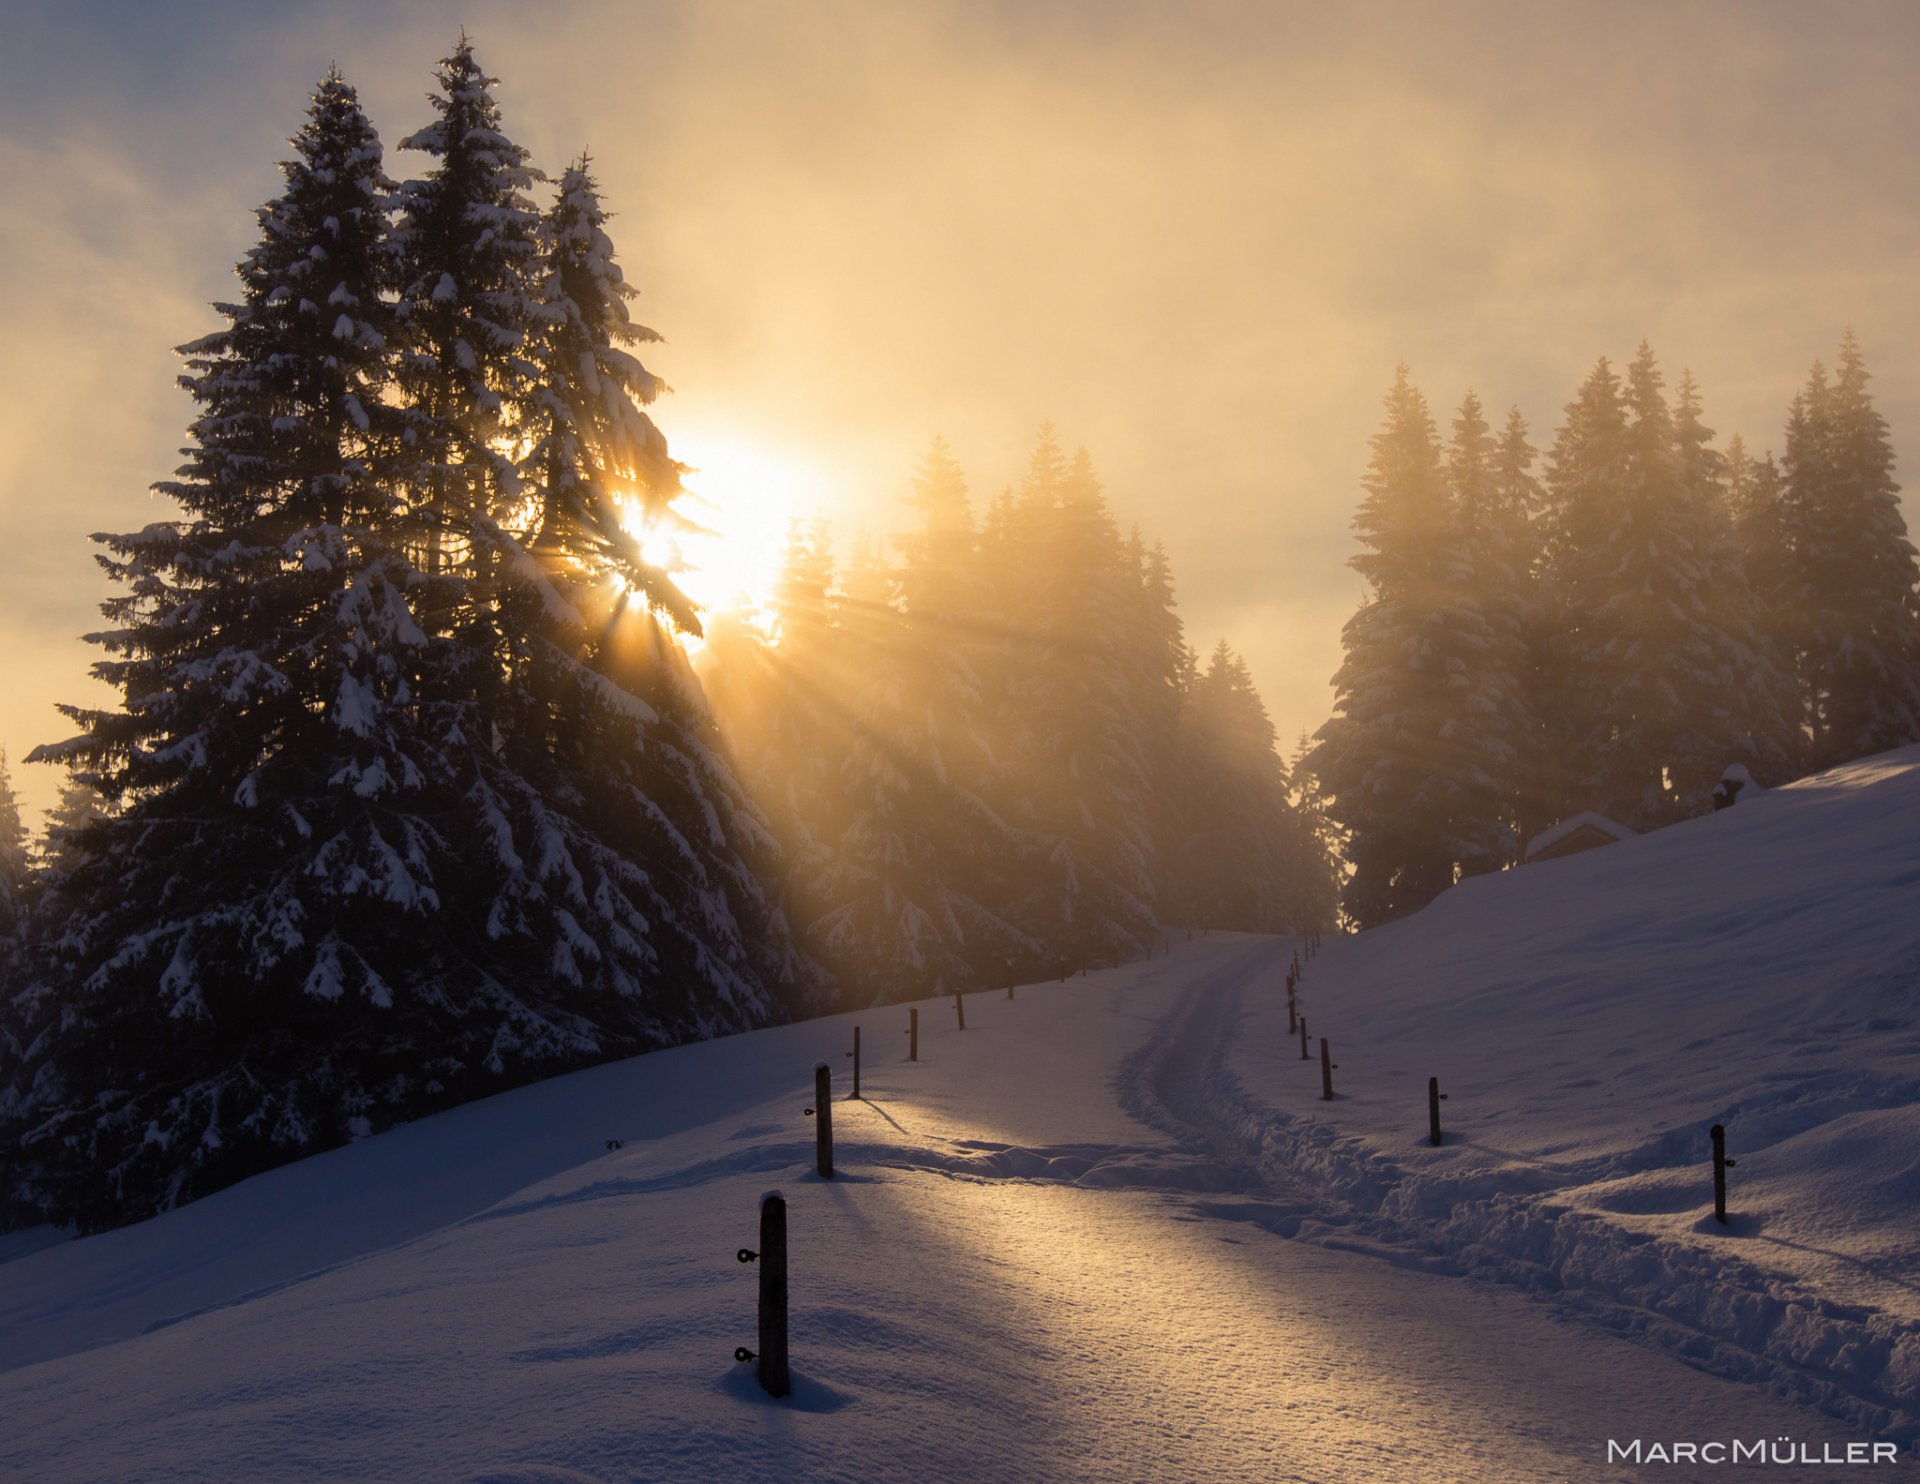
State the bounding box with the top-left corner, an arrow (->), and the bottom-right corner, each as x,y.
908,1006 -> 919,1062
846,1027 -> 861,1099
1428,1077 -> 1448,1145
735,1190 -> 790,1399
805,1064 -> 834,1179
1711,1123 -> 1735,1224
1299,1015 -> 1310,1060
1320,1038 -> 1337,1100
954,989 -> 966,1031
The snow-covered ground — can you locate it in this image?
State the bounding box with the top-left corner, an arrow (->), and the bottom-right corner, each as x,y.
3,750 -> 1917,1480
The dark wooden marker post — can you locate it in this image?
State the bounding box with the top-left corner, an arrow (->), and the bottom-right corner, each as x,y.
1299,1015 -> 1309,1060
954,990 -> 966,1030
848,1026 -> 861,1099
1320,1037 -> 1336,1100
1428,1076 -> 1447,1145
908,1006 -> 918,1062
1287,989 -> 1297,1035
813,1063 -> 833,1178
755,1191 -> 789,1397
1711,1123 -> 1734,1225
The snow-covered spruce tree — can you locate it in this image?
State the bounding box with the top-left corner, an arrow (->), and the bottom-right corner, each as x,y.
1014,439 -> 1158,965
1171,644 -> 1308,931
13,71 -> 460,1229
1286,731 -> 1344,932
1312,369 -> 1515,927
0,749 -> 27,973
1541,346 -> 1790,827
484,157 -> 806,1035
1785,333 -> 1920,769
1672,371 -> 1800,786
1445,390 -> 1534,871
793,533 -> 982,1000
388,36 -> 544,640
1488,405 -> 1562,847
887,439 -> 1039,986
1125,533 -> 1197,925
1725,436 -> 1801,762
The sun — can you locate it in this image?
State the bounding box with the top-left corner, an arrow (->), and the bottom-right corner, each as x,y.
655,427 -> 824,639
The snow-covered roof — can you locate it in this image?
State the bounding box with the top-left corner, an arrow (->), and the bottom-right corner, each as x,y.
1524,810 -> 1637,860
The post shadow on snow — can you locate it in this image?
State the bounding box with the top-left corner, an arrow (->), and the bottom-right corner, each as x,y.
718,1363 -> 856,1413
1749,1231 -> 1920,1297
1692,1210 -> 1770,1239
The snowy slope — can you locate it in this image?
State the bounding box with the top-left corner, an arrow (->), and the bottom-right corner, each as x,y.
1226,746 -> 1920,1432
2,749 -> 1917,1480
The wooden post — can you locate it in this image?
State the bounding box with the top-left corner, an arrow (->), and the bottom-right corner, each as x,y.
1320,1037 -> 1336,1101
1711,1123 -> 1734,1225
953,989 -> 966,1030
1286,991 -> 1296,1034
849,1026 -> 861,1099
909,1006 -> 918,1062
756,1191 -> 789,1398
1428,1076 -> 1447,1146
1299,1015 -> 1309,1060
813,1063 -> 833,1178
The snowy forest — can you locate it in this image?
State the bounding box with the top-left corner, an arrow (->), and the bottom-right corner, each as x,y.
1314,341 -> 1920,928
0,47 -> 1335,1231
3,39 -> 1919,1237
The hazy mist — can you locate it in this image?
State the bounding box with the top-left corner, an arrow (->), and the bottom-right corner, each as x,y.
4,0 -> 1917,823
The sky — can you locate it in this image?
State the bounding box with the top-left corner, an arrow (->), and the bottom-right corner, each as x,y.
3,0 -> 1918,826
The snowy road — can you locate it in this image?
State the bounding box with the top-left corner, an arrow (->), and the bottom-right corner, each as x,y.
0,937 -> 1884,1480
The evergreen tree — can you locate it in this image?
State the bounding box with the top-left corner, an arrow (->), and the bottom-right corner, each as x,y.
1313,369 -> 1513,926
1540,346 -> 1784,827
1446,390 -> 1533,871
1014,439 -> 1158,962
1786,333 -> 1920,767
15,71 -> 452,1227
388,36 -> 544,643
1172,644 -> 1307,931
0,750 -> 27,959
11,60 -> 804,1230
1725,437 -> 1800,763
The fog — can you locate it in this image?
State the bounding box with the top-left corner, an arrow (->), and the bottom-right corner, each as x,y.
3,0 -> 1917,823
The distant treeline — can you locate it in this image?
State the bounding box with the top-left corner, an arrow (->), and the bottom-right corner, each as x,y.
701,427 -> 1340,1002
1312,338 -> 1920,928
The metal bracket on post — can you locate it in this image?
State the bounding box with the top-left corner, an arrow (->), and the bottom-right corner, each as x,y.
1711,1123 -> 1735,1225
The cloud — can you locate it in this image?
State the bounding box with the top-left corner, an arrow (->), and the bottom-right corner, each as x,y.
4,0 -> 1917,821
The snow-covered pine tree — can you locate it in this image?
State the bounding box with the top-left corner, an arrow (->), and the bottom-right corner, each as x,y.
1287,731 -> 1344,932
0,749 -> 27,969
1490,406 -> 1561,847
1785,333 -> 1920,769
1725,437 -> 1801,763
889,439 -> 1038,985
0,749 -> 36,1226
1019,441 -> 1158,965
388,36 -> 544,645
800,534 -> 983,1000
1541,346 -> 1780,827
482,156 -> 805,1037
1445,391 -> 1532,872
1671,372 -> 1800,787
1312,369 -> 1513,926
1171,644 -> 1307,931
14,71 -> 464,1229
1125,534 -> 1195,925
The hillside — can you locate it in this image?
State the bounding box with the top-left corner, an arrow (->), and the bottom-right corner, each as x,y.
3,750 -> 1917,1479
